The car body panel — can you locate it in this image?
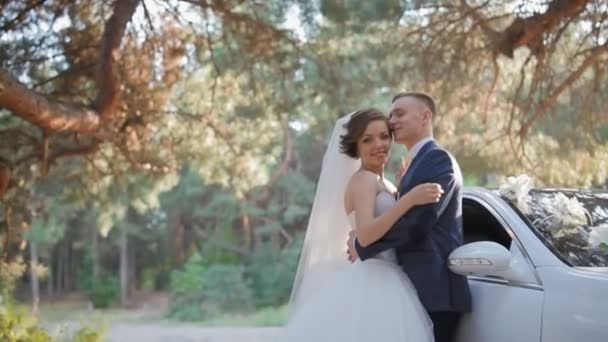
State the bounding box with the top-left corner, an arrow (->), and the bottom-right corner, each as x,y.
538,266 -> 608,342
456,188 -> 608,342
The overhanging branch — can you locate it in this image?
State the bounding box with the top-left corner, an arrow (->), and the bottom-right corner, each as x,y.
519,40 -> 608,138
0,69 -> 100,132
464,0 -> 589,58
495,0 -> 589,57
94,0 -> 141,118
0,0 -> 141,134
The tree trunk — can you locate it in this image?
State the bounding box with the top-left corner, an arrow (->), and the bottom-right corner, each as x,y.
172,214 -> 185,266
119,224 -> 128,307
2,206 -> 13,262
166,210 -> 179,266
92,226 -> 99,282
0,161 -> 9,199
63,243 -> 70,291
240,199 -> 253,251
129,241 -> 136,293
56,243 -> 63,294
29,241 -> 40,314
46,269 -> 53,298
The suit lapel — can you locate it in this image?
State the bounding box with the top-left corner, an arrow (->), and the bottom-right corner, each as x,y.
399,140 -> 436,193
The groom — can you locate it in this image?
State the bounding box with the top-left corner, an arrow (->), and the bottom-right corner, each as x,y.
348,92 -> 471,342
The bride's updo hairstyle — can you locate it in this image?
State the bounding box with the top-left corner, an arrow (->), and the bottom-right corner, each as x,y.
339,108 -> 391,159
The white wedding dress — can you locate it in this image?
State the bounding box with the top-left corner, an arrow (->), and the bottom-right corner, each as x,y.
279,192 -> 434,342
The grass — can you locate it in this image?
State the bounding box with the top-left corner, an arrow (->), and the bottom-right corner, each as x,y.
39,302 -> 288,328
201,305 -> 288,327
35,291 -> 288,329
40,307 -> 149,324
5,292 -> 286,342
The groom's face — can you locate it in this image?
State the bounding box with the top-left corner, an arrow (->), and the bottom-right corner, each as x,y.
389,96 -> 428,145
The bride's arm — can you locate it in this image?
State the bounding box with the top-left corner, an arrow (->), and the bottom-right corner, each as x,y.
351,173 -> 443,247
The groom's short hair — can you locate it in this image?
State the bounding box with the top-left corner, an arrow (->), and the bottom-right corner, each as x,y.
392,92 -> 436,116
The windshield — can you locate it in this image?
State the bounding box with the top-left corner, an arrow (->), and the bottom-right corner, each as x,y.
510,189 -> 608,268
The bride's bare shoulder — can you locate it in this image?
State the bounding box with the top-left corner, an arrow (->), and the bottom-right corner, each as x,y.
347,170 -> 378,190
345,170 -> 377,196
344,170 -> 378,212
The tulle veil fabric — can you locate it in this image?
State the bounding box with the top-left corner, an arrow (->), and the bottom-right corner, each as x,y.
287,112 -> 360,313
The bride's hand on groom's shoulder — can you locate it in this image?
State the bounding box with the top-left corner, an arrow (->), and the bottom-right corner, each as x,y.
346,231 -> 359,262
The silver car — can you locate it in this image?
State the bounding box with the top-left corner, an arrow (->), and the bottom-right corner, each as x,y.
450,187 -> 608,342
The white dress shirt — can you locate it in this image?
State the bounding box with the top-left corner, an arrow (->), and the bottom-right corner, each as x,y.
405,136 -> 434,164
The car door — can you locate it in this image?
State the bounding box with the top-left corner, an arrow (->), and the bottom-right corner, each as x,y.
539,266 -> 608,342
455,195 -> 544,342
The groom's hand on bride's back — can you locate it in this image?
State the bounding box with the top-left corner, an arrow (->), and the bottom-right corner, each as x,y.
346,230 -> 359,262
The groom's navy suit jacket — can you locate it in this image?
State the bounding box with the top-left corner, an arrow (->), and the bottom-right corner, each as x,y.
355,140 -> 472,313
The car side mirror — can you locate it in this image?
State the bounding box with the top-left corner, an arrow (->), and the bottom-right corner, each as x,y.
448,241 -> 511,276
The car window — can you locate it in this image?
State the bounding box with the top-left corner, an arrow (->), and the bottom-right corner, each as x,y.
463,199 -> 512,249
507,189 -> 608,268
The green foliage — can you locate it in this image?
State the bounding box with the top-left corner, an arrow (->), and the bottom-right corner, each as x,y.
93,171 -> 178,237
76,255 -> 94,294
164,235 -> 301,322
0,294 -> 103,342
86,277 -> 119,309
203,305 -> 288,327
166,253 -> 206,321
599,125 -> 608,141
164,168 -> 311,320
0,313 -> 48,340
0,257 -> 27,295
53,324 -> 104,342
26,216 -> 66,246
167,253 -> 253,321
140,268 -> 158,291
200,264 -> 253,313
246,305 -> 289,326
76,255 -> 118,309
0,305 -> 52,342
321,0 -> 402,24
464,174 -> 483,187
247,237 -> 303,308
68,328 -> 104,342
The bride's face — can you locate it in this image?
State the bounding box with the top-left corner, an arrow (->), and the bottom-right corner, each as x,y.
357,120 -> 392,168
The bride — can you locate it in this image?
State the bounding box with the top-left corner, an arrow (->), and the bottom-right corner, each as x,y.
280,109 -> 441,341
